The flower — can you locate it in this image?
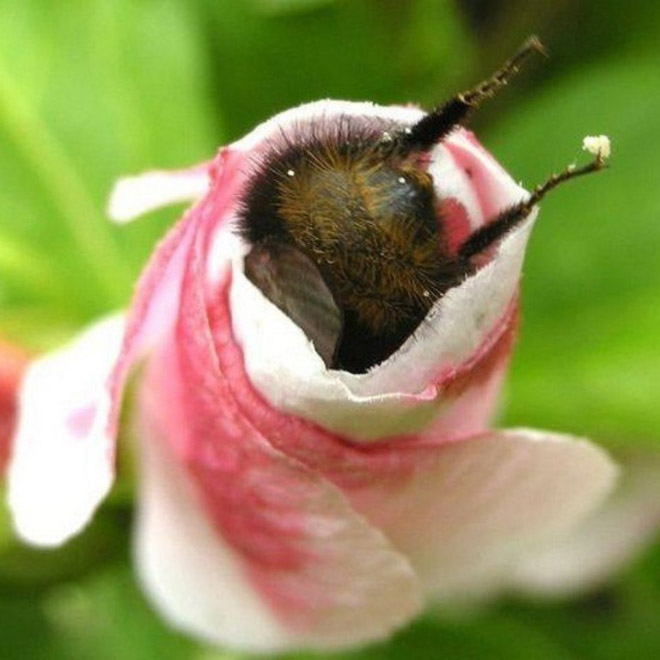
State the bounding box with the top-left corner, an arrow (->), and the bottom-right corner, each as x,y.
6,101 -> 619,653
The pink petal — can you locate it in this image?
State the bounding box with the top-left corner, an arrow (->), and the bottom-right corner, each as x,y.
0,339 -> 28,475
133,228 -> 422,651
511,451 -> 660,597
7,315 -> 124,546
107,164 -> 211,223
443,130 -> 528,223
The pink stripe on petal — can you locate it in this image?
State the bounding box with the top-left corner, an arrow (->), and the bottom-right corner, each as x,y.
133,225 -> 422,650
105,148 -> 247,454
428,140 -> 483,230
441,198 -> 473,256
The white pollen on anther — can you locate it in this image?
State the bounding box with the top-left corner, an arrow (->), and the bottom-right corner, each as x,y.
381,131 -> 392,142
286,169 -> 295,177
404,127 -> 412,135
582,135 -> 611,160
398,177 -> 406,184
422,290 -> 431,298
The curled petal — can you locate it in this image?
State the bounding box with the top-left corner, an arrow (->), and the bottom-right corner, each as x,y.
349,429 -> 618,600
107,164 -> 211,223
511,452 -> 660,598
231,219 -> 529,423
229,223 -> 526,439
7,315 -> 124,546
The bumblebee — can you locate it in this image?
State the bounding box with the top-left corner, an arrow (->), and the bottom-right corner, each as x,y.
239,37 -> 606,373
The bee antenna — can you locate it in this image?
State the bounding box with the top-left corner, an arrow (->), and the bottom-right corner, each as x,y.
458,137 -> 611,261
397,36 -> 546,154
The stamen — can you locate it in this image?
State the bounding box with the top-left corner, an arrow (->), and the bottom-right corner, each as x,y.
458,136 -> 611,260
582,135 -> 611,160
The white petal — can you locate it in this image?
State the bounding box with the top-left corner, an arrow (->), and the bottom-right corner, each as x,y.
7,315 -> 125,546
352,428 -> 618,600
134,392 -> 423,653
230,99 -> 424,152
511,452 -> 660,597
107,167 -> 210,223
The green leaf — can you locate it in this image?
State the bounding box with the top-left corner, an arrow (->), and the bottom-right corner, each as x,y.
249,0 -> 338,16
197,0 -> 473,140
41,564 -> 201,660
0,0 -> 217,334
0,501 -> 129,593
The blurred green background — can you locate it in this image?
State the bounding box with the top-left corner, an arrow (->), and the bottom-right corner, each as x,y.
0,0 -> 659,658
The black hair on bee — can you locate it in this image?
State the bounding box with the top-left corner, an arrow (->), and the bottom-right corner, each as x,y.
238,36 -> 607,374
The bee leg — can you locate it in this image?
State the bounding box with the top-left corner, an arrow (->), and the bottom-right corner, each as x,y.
401,36 -> 545,153
458,152 -> 608,261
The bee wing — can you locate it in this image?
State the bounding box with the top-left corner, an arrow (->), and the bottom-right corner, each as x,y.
244,242 -> 342,367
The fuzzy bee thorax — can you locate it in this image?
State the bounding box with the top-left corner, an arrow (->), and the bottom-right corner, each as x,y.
239,124 -> 463,372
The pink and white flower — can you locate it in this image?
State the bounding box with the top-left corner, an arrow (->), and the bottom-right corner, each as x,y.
6,101 -> 620,653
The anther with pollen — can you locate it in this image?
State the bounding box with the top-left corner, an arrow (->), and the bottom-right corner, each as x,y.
459,136 -> 611,260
